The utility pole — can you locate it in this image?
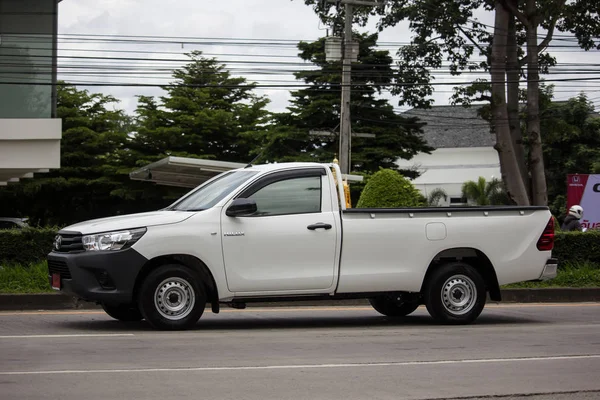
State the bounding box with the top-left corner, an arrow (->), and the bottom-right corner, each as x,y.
339,1 -> 353,175
323,0 -> 385,175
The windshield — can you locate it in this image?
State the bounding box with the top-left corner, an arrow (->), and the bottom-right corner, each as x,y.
168,170 -> 258,211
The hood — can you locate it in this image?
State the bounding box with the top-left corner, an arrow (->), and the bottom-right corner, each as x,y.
60,210 -> 196,235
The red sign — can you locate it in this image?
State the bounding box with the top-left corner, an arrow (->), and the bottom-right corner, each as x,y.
567,174 -> 600,230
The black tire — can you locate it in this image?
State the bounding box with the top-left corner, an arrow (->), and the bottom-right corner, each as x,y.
369,294 -> 420,317
101,303 -> 143,322
138,264 -> 206,331
424,262 -> 486,325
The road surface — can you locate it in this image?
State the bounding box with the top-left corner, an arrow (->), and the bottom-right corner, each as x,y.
0,303 -> 599,400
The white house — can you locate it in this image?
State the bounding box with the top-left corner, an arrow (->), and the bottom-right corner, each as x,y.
396,105 -> 501,206
0,0 -> 62,186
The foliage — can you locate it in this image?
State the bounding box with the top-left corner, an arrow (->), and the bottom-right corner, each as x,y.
553,231 -> 600,265
131,50 -> 271,165
253,33 -> 433,173
461,177 -> 510,206
0,227 -> 58,266
427,188 -> 448,206
356,169 -> 425,208
0,262 -> 53,294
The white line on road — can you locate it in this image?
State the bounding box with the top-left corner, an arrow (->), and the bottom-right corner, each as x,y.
0,334 -> 134,339
1,354 -> 599,376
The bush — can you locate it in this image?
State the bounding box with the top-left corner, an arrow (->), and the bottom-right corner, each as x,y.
0,227 -> 58,266
356,169 -> 425,208
553,231 -> 600,265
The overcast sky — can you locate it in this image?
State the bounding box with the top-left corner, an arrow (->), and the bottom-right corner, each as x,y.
56,0 -> 600,116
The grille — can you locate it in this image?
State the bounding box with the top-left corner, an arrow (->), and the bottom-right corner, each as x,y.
48,259 -> 72,279
55,233 -> 84,253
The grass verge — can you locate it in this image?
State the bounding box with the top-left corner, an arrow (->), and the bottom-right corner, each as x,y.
0,261 -> 599,294
0,262 -> 53,294
501,261 -> 600,289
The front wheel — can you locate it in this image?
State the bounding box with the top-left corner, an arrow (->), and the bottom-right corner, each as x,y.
101,303 -> 143,322
424,262 -> 486,325
138,265 -> 206,330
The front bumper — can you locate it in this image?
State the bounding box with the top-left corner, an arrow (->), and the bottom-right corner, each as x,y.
538,258 -> 558,281
47,247 -> 148,305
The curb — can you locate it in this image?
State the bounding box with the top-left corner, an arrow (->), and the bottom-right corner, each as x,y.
1,288 -> 600,311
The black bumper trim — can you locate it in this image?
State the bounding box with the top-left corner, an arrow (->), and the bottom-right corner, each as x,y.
47,247 -> 148,305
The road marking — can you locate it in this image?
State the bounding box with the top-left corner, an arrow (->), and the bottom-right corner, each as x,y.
1,354 -> 599,376
0,334 -> 134,339
0,302 -> 599,316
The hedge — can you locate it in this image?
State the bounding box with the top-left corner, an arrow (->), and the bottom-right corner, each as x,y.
1,226 -> 599,268
0,227 -> 59,266
553,231 -> 600,264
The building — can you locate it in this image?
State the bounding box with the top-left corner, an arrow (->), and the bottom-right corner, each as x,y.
0,0 -> 62,186
396,105 -> 500,206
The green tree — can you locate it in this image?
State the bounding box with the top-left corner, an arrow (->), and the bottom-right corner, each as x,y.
131,51 -> 270,165
540,91 -> 600,219
356,168 -> 425,208
461,176 -> 510,206
253,33 -> 433,173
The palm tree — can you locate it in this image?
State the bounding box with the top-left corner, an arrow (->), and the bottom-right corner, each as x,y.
427,188 -> 448,206
461,177 -> 510,206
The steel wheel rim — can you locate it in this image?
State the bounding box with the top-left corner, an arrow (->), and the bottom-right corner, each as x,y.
154,277 -> 196,320
441,274 -> 477,316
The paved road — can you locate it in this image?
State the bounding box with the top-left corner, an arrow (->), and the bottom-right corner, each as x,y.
0,303 -> 599,400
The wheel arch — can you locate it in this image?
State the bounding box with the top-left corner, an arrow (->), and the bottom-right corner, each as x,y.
420,247 -> 501,301
133,254 -> 220,313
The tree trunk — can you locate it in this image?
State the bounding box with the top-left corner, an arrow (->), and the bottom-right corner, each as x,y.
525,0 -> 548,206
506,5 -> 531,201
491,1 -> 530,206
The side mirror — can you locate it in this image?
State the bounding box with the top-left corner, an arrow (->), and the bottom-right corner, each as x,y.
226,198 -> 258,217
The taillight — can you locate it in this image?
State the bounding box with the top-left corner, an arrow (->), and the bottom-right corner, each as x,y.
537,217 -> 555,251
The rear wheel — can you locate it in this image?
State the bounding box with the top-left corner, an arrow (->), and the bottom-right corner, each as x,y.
369,294 -> 420,317
424,262 -> 486,325
138,264 -> 206,330
101,303 -> 143,322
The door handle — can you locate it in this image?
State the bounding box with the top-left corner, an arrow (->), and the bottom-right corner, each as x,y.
307,223 -> 332,230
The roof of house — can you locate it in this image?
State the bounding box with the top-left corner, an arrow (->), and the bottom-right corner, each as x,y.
402,105 -> 496,149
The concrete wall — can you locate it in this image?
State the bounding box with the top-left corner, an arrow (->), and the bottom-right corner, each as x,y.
0,119 -> 61,185
0,0 -> 61,185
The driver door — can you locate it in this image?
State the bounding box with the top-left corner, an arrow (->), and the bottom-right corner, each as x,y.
221,168 -> 338,293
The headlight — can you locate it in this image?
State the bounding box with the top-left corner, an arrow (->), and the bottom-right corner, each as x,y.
82,228 -> 147,251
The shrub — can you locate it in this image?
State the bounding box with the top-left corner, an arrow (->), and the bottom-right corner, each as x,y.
356,168 -> 425,208
553,231 -> 600,265
0,227 -> 58,266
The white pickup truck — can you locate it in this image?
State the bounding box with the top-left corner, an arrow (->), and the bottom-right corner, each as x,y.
48,162 -> 558,330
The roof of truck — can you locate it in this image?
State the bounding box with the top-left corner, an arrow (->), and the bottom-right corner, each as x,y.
243,162 -> 329,172
130,157 -> 363,188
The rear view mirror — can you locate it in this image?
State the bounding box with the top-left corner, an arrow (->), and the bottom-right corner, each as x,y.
226,198 -> 258,217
